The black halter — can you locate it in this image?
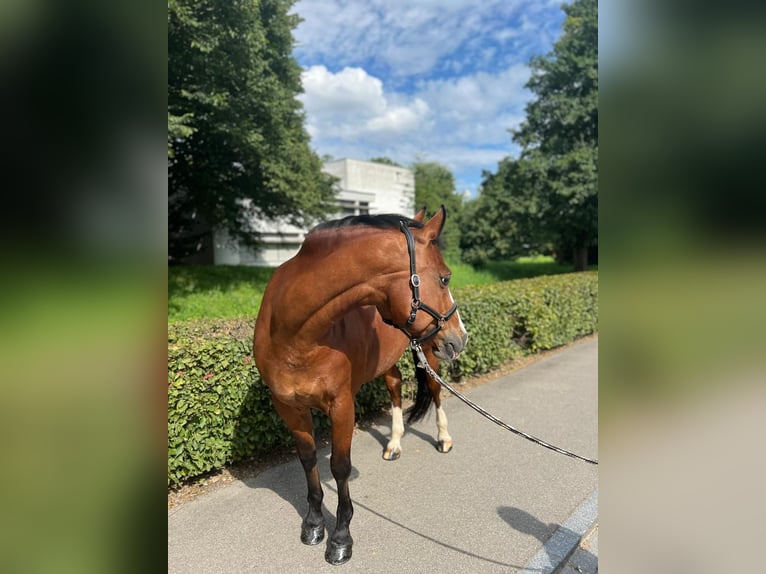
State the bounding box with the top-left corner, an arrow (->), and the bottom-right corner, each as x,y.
382,221 -> 458,345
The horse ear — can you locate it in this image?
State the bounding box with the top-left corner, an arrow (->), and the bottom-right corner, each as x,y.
422,205 -> 447,241
413,206 -> 427,223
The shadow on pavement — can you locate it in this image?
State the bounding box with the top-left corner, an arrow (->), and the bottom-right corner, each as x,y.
499,506 -> 557,542
364,421 -> 440,453
239,444 -> 529,571
322,481 -> 530,571
499,506 -> 596,573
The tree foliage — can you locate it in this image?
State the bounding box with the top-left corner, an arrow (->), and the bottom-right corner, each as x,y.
168,0 -> 336,261
413,162 -> 464,260
461,0 -> 597,270
460,160 -> 546,263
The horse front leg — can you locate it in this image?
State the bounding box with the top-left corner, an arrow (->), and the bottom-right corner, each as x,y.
383,366 -> 404,460
325,394 -> 355,565
424,352 -> 453,453
272,399 -> 325,545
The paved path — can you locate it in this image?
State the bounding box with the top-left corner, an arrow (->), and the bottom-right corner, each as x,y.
169,338 -> 598,573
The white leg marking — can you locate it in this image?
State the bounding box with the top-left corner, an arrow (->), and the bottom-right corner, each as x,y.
384,405 -> 404,460
436,405 -> 453,452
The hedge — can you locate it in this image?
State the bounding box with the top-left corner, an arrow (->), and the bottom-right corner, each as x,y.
168,271 -> 597,485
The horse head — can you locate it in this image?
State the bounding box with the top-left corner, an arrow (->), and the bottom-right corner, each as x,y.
381,206 -> 468,362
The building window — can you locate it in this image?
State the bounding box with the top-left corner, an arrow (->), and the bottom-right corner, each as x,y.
335,198 -> 372,216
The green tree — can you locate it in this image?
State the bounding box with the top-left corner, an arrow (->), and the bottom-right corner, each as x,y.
413,161 -> 464,260
463,0 -> 597,270
460,159 -> 548,264
168,0 -> 336,261
515,0 -> 597,270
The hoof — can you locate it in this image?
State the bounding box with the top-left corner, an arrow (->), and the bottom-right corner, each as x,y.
301,523 -> 325,546
325,539 -> 353,565
437,440 -> 453,453
382,448 -> 401,461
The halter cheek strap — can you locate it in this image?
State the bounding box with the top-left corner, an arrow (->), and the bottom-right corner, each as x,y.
382,221 -> 458,345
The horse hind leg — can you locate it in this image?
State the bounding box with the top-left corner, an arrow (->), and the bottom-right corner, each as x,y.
271,398 -> 325,545
382,366 -> 404,461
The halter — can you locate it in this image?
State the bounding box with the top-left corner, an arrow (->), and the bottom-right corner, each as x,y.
382,221 -> 458,345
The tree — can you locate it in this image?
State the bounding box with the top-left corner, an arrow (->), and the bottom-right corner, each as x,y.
462,0 -> 597,270
460,159 -> 548,264
413,162 -> 464,261
168,0 -> 336,261
514,0 -> 597,270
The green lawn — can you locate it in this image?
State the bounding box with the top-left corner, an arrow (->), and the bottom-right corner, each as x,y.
168,256 -> 586,322
168,265 -> 275,322
470,255 -> 582,282
446,256 -> 584,288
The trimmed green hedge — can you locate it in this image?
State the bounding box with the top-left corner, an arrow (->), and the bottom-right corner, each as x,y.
168,271 -> 597,486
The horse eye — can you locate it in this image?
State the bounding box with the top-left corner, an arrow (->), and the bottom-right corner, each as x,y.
440,275 -> 451,287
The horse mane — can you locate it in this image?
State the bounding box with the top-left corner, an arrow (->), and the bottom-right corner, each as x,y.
309,213 -> 424,234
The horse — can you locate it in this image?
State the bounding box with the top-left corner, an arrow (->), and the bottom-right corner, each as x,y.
253,206 -> 468,565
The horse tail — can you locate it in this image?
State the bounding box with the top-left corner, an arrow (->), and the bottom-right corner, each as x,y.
405,348 -> 433,424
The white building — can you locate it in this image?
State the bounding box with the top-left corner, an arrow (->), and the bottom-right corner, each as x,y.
213,159 -> 415,267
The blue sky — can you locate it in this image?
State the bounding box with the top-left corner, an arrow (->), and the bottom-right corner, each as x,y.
292,0 -> 566,198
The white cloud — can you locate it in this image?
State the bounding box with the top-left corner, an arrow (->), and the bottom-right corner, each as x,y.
299,66 -> 430,141
292,0 -> 566,193
293,0 -> 544,77
405,63 -> 531,152
301,66 -> 385,116
299,63 -> 528,192
366,98 -> 429,134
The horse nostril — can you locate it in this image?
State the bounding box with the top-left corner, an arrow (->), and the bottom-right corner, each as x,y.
445,336 -> 464,359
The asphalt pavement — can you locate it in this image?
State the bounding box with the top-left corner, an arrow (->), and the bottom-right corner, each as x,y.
169,338 -> 598,573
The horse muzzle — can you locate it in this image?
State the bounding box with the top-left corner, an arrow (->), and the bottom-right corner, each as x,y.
433,331 -> 468,362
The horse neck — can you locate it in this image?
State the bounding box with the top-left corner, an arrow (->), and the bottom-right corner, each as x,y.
275,228 -> 406,345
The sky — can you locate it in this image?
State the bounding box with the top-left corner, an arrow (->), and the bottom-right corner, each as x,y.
291,0 -> 567,198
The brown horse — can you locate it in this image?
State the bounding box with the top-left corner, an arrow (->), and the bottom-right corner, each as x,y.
253,206 -> 468,565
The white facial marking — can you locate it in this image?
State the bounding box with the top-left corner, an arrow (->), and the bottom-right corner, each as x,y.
448,288 -> 468,337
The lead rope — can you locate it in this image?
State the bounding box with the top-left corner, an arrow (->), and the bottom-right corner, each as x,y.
411,342 -> 598,465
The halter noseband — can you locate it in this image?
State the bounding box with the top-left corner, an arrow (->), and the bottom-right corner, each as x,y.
382,220 -> 458,345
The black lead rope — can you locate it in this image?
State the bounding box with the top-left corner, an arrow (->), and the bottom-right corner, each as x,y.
411,342 -> 599,465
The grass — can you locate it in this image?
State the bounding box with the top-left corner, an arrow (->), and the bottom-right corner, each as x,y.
168,265 -> 274,322
168,256 -> 589,322
472,255 -> 583,282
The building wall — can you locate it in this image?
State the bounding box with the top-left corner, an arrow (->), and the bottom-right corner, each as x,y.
323,159 -> 415,215
213,159 -> 415,267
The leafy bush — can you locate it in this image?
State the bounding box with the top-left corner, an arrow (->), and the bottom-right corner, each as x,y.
167,320 -> 283,486
396,272 -> 598,381
167,272 -> 597,485
167,258 -> 585,322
